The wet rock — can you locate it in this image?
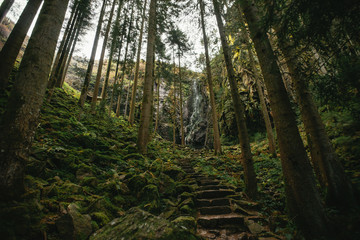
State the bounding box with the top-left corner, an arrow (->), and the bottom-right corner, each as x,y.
56,203 -> 92,240
90,207 -> 200,240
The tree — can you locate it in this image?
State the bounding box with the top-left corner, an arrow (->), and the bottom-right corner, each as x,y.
0,0 -> 70,201
0,0 -> 14,23
128,0 -> 148,125
0,0 -> 43,90
199,0 -> 222,154
79,0 -> 107,107
91,0 -> 118,113
212,0 -> 257,198
137,0 -> 156,154
238,0 -> 329,237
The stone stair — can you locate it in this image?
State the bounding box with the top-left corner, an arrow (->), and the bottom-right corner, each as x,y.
178,159 -> 283,240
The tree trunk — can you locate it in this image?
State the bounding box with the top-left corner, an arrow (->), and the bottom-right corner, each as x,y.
79,0 -> 106,107
212,0 -> 257,198
91,0 -> 117,113
172,50 -> 177,147
178,52 -> 185,146
137,0 -> 156,154
238,0 -> 329,237
199,0 -> 222,155
279,40 -> 357,209
0,0 -> 43,90
115,4 -> 134,117
154,61 -> 161,133
129,0 -> 147,125
0,0 -> 69,201
123,69 -> 134,117
100,0 -> 124,107
0,0 -> 14,23
236,7 -> 276,156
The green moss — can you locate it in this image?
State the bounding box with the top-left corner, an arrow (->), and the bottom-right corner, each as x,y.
172,216 -> 196,233
91,212 -> 110,227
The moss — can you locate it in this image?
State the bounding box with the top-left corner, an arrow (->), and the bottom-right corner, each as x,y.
140,184 -> 160,202
172,216 -> 197,233
127,174 -> 148,193
91,212 -> 110,227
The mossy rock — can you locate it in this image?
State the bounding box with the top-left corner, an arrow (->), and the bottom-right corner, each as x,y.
87,198 -> 122,219
179,192 -> 194,201
80,177 -> 98,188
127,174 -> 148,193
90,207 -> 200,240
179,197 -> 195,209
123,153 -> 145,161
91,212 -> 110,228
172,216 -> 197,233
180,204 -> 194,215
140,184 -> 160,202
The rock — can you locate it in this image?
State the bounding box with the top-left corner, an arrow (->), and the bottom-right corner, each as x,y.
56,203 -> 92,240
91,212 -> 110,227
90,207 -> 200,240
127,174 -> 147,193
140,184 -> 160,202
245,219 -> 264,235
172,216 -> 197,233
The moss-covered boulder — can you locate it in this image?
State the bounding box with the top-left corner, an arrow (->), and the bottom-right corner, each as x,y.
172,216 -> 197,233
127,174 -> 148,193
90,207 -> 200,240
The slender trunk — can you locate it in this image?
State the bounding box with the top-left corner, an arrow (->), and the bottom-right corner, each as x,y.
212,0 -> 257,199
108,13 -> 127,116
154,62 -> 161,133
0,0 -> 15,23
123,69 -> 134,117
199,0 -> 222,154
172,50 -> 177,147
115,4 -> 134,117
91,0 -> 117,113
100,0 -> 124,107
48,5 -> 79,88
236,7 -> 276,156
279,39 -> 356,209
137,0 -> 156,154
129,0 -> 147,124
178,52 -> 185,146
60,17 -> 82,87
238,0 -> 329,237
0,0 -> 69,201
0,0 -> 42,90
79,0 -> 107,107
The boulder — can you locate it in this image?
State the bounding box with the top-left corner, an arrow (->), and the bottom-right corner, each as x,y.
90,207 -> 200,240
56,203 -> 92,240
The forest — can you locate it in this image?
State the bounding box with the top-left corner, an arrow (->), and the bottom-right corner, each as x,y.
0,0 -> 359,239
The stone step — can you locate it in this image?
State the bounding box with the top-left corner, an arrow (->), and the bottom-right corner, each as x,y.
196,198 -> 231,208
199,185 -> 232,191
197,213 -> 245,229
197,189 -> 235,199
199,180 -> 220,186
199,206 -> 232,215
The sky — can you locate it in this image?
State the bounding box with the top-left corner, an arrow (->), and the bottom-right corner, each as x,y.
5,0 -> 220,72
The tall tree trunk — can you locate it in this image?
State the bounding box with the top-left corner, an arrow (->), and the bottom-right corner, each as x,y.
137,0 -> 156,154
154,61 -> 161,133
108,13 -> 127,116
91,0 -> 117,113
0,0 -> 42,90
172,50 -> 177,147
123,69 -> 134,117
115,4 -> 134,117
178,52 -> 185,146
60,16 -> 83,87
48,4 -> 79,89
236,7 -> 276,156
212,0 -> 257,199
0,0 -> 14,23
238,0 -> 329,237
129,0 -> 147,125
199,0 -> 222,155
100,0 -> 124,107
279,39 -> 357,209
0,0 -> 69,201
79,0 -> 107,107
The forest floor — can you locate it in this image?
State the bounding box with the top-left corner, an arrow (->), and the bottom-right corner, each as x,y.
0,85 -> 359,240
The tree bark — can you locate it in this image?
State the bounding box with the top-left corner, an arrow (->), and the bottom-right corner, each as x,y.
279,39 -> 357,209
238,0 -> 329,237
79,0 -> 107,107
236,7 -> 276,156
178,52 -> 185,146
0,0 -> 69,201
137,0 -> 156,154
212,0 -> 257,198
172,50 -> 177,147
199,0 -> 222,155
0,0 -> 14,23
154,61 -> 161,133
0,0 -> 43,90
91,0 -> 117,113
129,0 -> 147,125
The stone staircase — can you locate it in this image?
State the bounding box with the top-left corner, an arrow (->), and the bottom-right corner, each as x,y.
178,159 -> 282,240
